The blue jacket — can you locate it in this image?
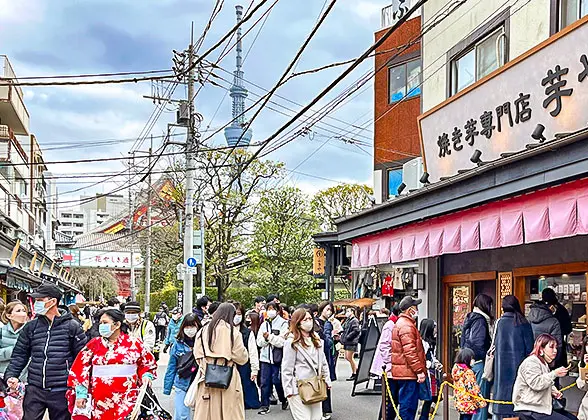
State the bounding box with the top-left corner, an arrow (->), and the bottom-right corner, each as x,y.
164,317 -> 183,346
163,340 -> 193,394
0,322 -> 27,380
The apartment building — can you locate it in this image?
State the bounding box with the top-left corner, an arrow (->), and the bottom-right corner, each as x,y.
57,193 -> 128,236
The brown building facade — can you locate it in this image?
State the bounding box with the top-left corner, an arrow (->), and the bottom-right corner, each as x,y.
373,15 -> 422,203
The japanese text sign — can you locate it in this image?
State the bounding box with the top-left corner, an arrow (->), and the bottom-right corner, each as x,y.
419,17 -> 588,183
79,250 -> 144,268
313,248 -> 326,276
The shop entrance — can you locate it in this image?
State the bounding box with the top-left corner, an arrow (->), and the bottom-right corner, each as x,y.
442,272 -> 497,373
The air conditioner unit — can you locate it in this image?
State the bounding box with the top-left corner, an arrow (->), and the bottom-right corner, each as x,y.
402,157 -> 424,193
177,101 -> 190,126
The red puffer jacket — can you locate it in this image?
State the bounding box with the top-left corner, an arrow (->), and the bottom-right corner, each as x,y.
391,313 -> 426,380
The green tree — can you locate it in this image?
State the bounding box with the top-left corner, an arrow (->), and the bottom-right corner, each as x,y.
137,223 -> 183,292
311,184 -> 373,231
70,268 -> 119,301
195,149 -> 283,301
249,186 -> 318,304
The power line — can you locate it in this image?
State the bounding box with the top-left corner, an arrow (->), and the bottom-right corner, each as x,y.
3,69 -> 172,81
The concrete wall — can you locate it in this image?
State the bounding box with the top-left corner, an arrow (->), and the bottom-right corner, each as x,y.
421,0 -> 551,112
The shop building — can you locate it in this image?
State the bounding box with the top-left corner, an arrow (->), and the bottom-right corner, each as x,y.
373,0 -> 423,204
318,7 -> 588,415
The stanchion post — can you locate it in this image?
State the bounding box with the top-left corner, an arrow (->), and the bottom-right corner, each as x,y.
381,371 -> 387,420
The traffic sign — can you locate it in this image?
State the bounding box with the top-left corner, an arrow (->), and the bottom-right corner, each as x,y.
186,257 -> 197,267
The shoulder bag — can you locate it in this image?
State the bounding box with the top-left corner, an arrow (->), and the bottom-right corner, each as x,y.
200,332 -> 233,389
482,317 -> 499,381
296,343 -> 328,405
177,348 -> 197,380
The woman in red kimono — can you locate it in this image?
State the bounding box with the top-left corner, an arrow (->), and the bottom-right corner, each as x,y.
67,308 -> 157,420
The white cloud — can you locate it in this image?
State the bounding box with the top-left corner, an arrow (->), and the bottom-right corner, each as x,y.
0,0 -> 46,24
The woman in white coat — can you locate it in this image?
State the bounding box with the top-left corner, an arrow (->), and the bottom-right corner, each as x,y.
281,308 -> 332,420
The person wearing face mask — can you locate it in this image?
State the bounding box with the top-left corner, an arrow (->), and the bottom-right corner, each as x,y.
163,313 -> 201,420
164,307 -> 184,353
233,303 -> 261,410
68,308 -> 158,420
340,307 -> 361,381
0,302 -> 29,380
512,334 -> 573,420
316,301 -> 336,420
390,296 -> 427,420
281,308 -> 332,420
123,301 -> 156,352
257,301 -> 289,415
5,283 -> 88,420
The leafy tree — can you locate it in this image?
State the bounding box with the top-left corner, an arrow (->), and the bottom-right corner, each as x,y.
137,223 -> 183,292
70,268 -> 119,301
311,184 -> 374,231
249,186 -> 319,304
194,149 -> 283,301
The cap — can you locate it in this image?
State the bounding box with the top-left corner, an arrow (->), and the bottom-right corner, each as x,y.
123,301 -> 141,312
399,296 -> 422,312
30,283 -> 63,301
171,307 -> 181,314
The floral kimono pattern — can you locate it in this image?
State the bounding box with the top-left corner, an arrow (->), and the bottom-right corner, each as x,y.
68,333 -> 157,420
452,363 -> 487,414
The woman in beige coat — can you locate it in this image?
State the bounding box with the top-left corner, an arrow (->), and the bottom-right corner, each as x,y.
191,302 -> 249,420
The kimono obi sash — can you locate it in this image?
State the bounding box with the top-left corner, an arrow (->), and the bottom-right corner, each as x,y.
93,364 -> 138,378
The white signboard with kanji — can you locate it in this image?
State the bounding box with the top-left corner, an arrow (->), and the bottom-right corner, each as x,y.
80,250 -> 144,268
419,17 -> 588,183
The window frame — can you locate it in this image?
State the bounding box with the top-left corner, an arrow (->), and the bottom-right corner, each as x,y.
446,8 -> 511,98
450,26 -> 507,96
559,0 -> 588,30
386,168 -> 403,199
387,58 -> 422,104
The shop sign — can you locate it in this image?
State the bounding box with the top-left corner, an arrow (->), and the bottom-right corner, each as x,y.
381,0 -> 421,28
313,248 -> 326,276
57,249 -> 80,267
79,250 -> 144,268
419,17 -> 588,182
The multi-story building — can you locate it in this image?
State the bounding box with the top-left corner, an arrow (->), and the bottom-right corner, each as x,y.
0,55 -> 79,302
317,3 -> 588,414
58,211 -> 86,237
373,0 -> 422,203
57,193 -> 128,236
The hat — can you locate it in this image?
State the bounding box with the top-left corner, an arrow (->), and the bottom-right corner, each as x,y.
123,301 -> 141,313
399,296 -> 422,312
542,288 -> 558,306
30,283 -> 63,301
171,307 -> 181,314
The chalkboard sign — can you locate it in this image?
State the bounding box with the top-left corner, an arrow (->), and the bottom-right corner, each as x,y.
352,317 -> 381,396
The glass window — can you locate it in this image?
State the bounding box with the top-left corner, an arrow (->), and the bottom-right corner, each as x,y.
451,27 -> 506,95
387,169 -> 403,198
388,59 -> 421,103
561,0 -> 587,28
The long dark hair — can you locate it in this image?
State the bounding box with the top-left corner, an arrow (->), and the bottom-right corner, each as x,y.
207,302 -> 236,351
419,319 -> 436,346
233,302 -> 245,330
502,295 -> 527,325
176,313 -> 201,343
101,308 -> 129,334
248,310 -> 261,337
473,293 -> 494,321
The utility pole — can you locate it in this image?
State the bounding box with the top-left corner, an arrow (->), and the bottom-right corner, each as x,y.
145,135 -> 153,314
183,40 -> 196,314
200,201 -> 205,296
128,153 -> 136,300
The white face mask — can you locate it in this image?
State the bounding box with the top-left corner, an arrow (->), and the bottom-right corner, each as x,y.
125,313 -> 140,323
172,314 -> 182,321
234,315 -> 243,325
301,320 -> 314,332
267,310 -> 277,319
184,327 -> 198,338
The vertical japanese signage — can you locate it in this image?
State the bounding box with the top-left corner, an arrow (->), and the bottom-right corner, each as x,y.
313,248 -> 326,276
419,17 -> 588,182
381,0 -> 421,28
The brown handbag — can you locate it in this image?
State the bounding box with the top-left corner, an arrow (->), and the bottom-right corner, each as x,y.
296,345 -> 328,405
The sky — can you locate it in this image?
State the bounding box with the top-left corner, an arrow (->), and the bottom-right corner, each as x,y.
0,0 -> 389,210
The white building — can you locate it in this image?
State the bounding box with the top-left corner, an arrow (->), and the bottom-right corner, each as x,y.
57,193 -> 128,236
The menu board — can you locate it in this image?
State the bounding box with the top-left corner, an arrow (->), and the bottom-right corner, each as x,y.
452,286 -> 470,326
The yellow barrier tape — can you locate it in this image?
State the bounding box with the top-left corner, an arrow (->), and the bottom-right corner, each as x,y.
381,371 -> 577,420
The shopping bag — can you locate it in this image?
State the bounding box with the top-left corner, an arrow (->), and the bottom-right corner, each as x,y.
184,378 -> 199,408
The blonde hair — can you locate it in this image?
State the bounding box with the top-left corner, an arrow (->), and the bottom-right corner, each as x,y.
1,301 -> 27,324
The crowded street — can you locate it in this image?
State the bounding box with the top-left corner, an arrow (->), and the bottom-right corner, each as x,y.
3,0 -> 588,419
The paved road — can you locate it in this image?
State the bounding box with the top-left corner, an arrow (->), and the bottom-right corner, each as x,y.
153,352 -> 381,420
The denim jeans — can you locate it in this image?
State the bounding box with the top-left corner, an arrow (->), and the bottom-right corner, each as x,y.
260,362 -> 286,408
174,388 -> 192,420
392,380 -> 418,420
472,362 -> 491,420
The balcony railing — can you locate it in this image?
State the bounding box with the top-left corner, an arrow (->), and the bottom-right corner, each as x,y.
0,56 -> 30,135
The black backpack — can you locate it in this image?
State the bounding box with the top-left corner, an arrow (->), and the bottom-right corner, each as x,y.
177,351 -> 197,380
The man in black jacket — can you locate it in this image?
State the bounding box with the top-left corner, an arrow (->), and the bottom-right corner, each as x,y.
5,283 -> 88,420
